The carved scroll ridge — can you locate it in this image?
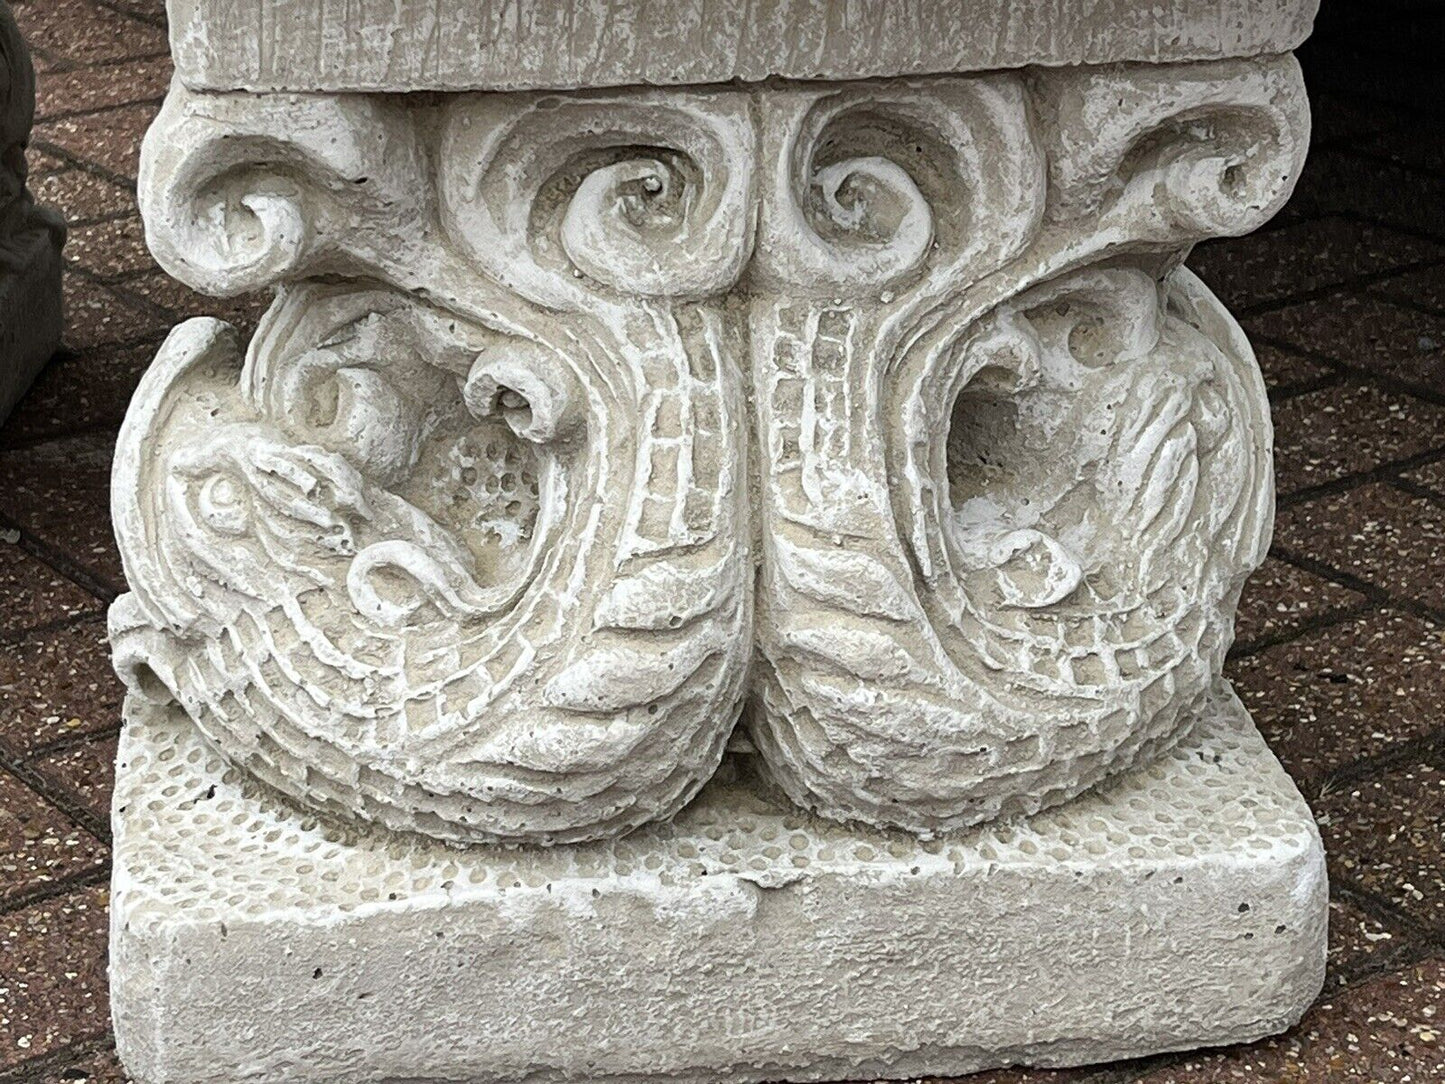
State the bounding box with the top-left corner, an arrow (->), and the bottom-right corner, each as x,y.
116,57 -> 1308,844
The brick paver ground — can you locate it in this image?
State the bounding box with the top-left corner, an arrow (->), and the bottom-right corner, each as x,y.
2,0 -> 1444,1081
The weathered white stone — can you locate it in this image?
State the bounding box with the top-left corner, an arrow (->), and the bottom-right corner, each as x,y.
114,59 -> 1309,847
0,1 -> 64,424
165,0 -> 1319,93
111,686 -> 1326,1084
112,6 -> 1324,1077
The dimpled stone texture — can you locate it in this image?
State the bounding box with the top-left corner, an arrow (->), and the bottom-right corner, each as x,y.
116,68 -> 1304,843
110,688 -> 1326,1084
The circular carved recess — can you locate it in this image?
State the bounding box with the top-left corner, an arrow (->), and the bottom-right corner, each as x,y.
749,266 -> 1272,836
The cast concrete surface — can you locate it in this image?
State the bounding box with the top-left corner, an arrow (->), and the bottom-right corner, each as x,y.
1,0 -> 1445,1082
107,691 -> 1326,1083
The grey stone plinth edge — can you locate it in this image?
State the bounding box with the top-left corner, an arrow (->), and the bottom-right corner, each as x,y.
0,0 -> 65,424
110,686 -> 1327,1084
167,0 -> 1319,93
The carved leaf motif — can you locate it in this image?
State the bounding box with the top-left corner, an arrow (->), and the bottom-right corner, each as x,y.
774,619 -> 915,683
593,556 -> 730,631
772,535 -> 914,621
543,631 -> 726,713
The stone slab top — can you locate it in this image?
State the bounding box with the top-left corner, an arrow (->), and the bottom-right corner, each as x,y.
167,0 -> 1320,94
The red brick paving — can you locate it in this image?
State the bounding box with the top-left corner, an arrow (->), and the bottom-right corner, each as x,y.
0,884 -> 112,1072
1130,960 -> 1445,1081
2,0 -> 1445,1081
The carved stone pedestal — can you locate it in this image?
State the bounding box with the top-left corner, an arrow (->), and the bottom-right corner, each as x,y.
0,2 -> 64,424
111,2 -> 1325,1080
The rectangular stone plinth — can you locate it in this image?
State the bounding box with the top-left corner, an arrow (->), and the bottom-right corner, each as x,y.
111,689 -> 1326,1084
167,0 -> 1319,92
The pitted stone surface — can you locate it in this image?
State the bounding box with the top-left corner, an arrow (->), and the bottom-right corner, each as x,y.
166,0 -> 1319,93
112,59 -> 1307,846
110,686 -> 1327,1083
110,7 -> 1323,1079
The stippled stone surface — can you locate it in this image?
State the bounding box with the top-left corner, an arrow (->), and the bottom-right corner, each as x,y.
2,0 -> 1445,1080
110,690 -> 1325,1084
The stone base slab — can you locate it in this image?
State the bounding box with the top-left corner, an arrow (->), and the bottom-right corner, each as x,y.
110,686 -> 1327,1084
0,228 -> 63,424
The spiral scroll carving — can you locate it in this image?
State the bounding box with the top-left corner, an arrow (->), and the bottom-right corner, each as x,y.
116,55 -> 1308,843
750,265 -> 1273,833
752,77 -> 1043,294
438,90 -> 756,310
138,89 -> 428,297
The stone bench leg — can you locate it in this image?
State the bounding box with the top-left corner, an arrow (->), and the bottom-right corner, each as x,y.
107,49 -> 1326,1084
